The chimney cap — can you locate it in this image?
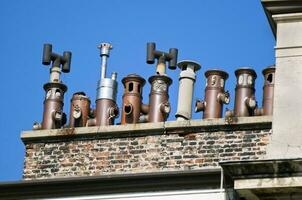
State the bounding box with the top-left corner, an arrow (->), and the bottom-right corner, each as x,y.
122,74 -> 146,86
205,69 -> 229,80
262,65 -> 276,75
177,60 -> 201,71
235,67 -> 257,78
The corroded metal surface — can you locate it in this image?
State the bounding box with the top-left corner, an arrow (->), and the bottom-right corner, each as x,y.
69,92 -> 91,127
41,83 -> 67,129
233,68 -> 257,117
121,74 -> 146,124
196,69 -> 229,119
262,66 -> 275,116
147,75 -> 172,122
95,99 -> 118,126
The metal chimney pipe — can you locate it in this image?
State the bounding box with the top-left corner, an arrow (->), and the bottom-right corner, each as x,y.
175,60 -> 201,120
195,69 -> 229,119
94,43 -> 119,126
41,83 -> 67,129
69,92 -> 91,128
121,74 -> 146,124
255,65 -> 276,116
233,68 -> 257,117
34,44 -> 71,130
147,75 -> 172,122
98,43 -> 112,79
262,65 -> 275,115
145,42 -> 178,122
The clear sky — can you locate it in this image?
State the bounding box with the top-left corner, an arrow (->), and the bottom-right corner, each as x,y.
0,0 -> 275,181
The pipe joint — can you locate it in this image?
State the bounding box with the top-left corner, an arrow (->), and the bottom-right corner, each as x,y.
245,97 -> 257,110
72,105 -> 82,119
195,99 -> 206,113
141,103 -> 150,115
32,122 -> 42,130
52,110 -> 64,122
146,42 -> 178,74
108,105 -> 119,119
160,102 -> 171,115
217,91 -> 230,104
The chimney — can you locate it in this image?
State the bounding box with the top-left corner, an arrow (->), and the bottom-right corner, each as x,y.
175,60 -> 201,121
195,69 -> 229,119
33,44 -> 71,130
69,92 -> 91,128
143,43 -> 178,123
92,43 -> 119,126
121,74 -> 146,124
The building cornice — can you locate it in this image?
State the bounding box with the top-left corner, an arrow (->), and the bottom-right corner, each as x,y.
261,0 -> 302,37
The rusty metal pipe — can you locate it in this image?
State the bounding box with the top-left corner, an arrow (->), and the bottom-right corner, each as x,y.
121,74 -> 146,124
147,75 -> 172,122
233,68 -> 257,117
41,83 -> 67,129
175,60 -> 201,120
261,65 -> 275,116
195,100 -> 205,113
69,92 -> 91,128
35,44 -> 72,130
195,69 -> 229,119
95,99 -> 118,126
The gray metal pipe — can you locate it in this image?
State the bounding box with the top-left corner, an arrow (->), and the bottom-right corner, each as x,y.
94,42 -> 119,126
175,60 -> 201,120
98,43 -> 112,79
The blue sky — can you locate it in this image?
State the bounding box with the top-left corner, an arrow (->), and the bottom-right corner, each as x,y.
0,0 -> 275,181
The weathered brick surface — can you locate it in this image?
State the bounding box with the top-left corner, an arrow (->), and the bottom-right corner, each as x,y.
23,128 -> 271,179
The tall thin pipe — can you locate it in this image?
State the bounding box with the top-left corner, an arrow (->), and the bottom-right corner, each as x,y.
94,43 -> 119,126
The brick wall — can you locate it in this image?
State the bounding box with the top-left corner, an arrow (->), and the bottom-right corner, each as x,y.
22,117 -> 271,180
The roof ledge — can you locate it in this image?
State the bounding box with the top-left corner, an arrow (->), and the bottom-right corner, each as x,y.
261,0 -> 302,37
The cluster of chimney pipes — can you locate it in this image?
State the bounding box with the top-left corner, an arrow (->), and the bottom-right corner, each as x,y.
33,42 -> 275,130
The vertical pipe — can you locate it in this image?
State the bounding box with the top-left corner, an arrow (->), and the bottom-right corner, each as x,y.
175,60 -> 201,120
98,43 -> 112,79
69,92 -> 91,128
101,56 -> 107,79
121,74 -> 146,124
38,44 -> 71,130
41,83 -> 67,129
262,65 -> 276,115
233,68 -> 257,117
95,42 -> 119,126
202,69 -> 229,119
148,75 -> 172,122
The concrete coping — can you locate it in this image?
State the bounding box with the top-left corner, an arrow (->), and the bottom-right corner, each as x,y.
21,116 -> 272,144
